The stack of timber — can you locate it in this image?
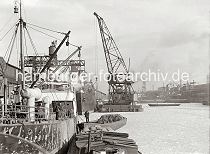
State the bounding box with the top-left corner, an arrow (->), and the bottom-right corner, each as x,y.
75,129 -> 139,154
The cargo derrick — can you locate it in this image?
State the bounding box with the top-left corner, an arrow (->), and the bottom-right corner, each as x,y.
94,12 -> 134,105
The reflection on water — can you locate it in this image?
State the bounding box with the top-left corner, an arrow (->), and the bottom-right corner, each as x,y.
90,103 -> 209,154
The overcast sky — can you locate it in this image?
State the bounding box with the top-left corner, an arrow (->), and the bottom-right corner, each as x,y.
0,0 -> 209,92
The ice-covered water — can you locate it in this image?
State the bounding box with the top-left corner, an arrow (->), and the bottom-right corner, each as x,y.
87,103 -> 209,154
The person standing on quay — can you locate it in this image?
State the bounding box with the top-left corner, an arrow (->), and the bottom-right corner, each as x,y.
84,111 -> 89,123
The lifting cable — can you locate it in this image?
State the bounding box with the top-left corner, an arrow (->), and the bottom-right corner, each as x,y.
67,42 -> 79,48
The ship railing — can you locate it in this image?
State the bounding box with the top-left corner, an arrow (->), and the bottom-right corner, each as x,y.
0,104 -> 56,124
0,104 -> 75,124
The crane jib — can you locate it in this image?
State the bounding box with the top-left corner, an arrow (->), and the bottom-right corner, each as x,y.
94,12 -> 134,105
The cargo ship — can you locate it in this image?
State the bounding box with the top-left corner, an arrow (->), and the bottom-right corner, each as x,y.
0,1 -> 96,153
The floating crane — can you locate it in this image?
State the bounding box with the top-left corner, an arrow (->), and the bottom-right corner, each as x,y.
94,12 -> 134,105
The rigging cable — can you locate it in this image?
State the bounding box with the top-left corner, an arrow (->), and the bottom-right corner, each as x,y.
3,33 -> 15,60
0,22 -> 18,41
27,25 -> 62,40
24,27 -> 38,56
7,26 -> 18,64
3,24 -> 18,60
23,27 -> 29,58
3,23 -> 19,74
0,14 -> 15,33
27,25 -> 79,48
26,22 -> 65,35
23,27 -> 31,73
25,25 -> 55,72
15,28 -> 19,68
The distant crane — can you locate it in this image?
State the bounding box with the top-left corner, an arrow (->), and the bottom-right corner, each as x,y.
94,12 -> 134,104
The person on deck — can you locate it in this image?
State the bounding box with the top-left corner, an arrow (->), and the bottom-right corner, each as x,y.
55,105 -> 60,120
84,111 -> 89,123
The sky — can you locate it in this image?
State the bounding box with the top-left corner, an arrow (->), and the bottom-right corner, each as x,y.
0,0 -> 209,92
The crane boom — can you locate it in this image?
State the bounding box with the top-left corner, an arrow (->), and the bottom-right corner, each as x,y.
30,31 -> 70,88
94,12 -> 128,74
94,12 -> 134,105
52,46 -> 82,73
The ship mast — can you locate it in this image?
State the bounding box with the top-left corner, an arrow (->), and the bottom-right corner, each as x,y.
19,0 -> 25,89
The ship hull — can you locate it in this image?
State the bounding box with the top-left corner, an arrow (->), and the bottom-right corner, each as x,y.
76,82 -> 96,115
0,118 -> 76,153
148,103 -> 181,107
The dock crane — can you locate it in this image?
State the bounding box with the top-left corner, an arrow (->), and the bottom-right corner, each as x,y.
94,12 -> 134,105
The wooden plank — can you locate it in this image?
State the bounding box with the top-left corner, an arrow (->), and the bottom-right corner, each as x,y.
104,131 -> 129,137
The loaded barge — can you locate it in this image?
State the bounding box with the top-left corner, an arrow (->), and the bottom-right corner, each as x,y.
75,114 -> 140,154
